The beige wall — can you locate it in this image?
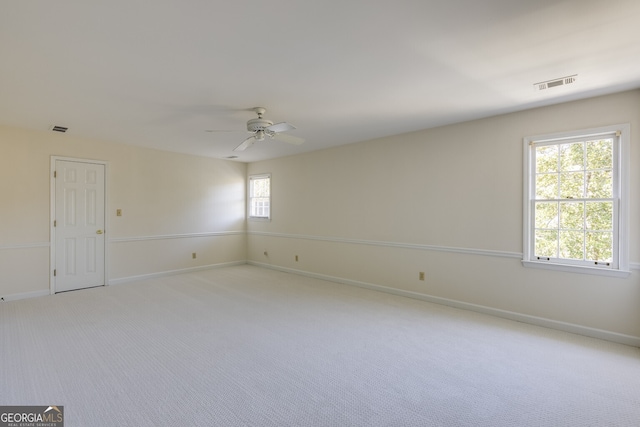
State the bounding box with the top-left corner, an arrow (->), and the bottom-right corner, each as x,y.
247,90 -> 640,342
0,126 -> 246,297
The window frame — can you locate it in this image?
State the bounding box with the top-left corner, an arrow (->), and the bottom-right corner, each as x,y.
248,173 -> 271,221
522,124 -> 630,277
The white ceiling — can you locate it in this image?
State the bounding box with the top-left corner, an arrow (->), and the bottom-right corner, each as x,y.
2,0 -> 640,163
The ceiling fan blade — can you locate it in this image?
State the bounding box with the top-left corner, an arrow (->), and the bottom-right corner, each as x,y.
234,135 -> 256,151
266,122 -> 296,133
271,132 -> 305,145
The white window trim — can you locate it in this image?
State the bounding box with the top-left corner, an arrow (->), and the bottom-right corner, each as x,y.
522,124 -> 630,278
248,173 -> 271,221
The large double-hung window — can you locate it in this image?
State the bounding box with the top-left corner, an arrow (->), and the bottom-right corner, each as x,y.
523,124 -> 629,277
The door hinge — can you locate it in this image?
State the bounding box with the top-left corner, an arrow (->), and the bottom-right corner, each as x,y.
54,220 -> 56,227
53,269 -> 56,277
54,171 -> 57,178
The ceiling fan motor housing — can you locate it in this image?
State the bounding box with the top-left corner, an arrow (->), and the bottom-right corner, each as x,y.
247,118 -> 274,133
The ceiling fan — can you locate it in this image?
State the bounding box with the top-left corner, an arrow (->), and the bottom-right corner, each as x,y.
234,107 -> 304,151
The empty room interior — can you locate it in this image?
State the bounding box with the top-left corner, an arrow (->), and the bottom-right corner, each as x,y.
2,1 -> 640,426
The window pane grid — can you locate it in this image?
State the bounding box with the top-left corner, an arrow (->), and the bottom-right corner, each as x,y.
249,175 -> 271,219
532,135 -> 616,266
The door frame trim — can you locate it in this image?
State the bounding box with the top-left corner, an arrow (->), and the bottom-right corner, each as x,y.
50,156 -> 110,294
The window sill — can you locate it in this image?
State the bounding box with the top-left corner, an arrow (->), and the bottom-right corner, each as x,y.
248,217 -> 271,222
521,260 -> 630,278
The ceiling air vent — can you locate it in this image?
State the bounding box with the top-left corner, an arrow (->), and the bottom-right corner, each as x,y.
534,75 -> 577,91
50,125 -> 68,133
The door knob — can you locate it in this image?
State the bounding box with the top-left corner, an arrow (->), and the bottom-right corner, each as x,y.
96,230 -> 103,234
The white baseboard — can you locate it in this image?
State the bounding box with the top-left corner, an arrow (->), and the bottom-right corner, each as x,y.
0,289 -> 50,302
108,261 -> 247,285
249,261 -> 640,348
0,262 -> 247,302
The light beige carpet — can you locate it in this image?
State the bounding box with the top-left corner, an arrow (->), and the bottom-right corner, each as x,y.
1,265 -> 639,426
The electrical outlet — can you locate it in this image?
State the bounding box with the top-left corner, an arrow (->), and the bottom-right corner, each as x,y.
192,252 -> 197,259
419,272 -> 425,281
116,209 -> 122,216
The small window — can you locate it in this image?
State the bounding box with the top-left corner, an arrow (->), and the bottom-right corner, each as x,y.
523,125 -> 629,277
249,174 -> 271,220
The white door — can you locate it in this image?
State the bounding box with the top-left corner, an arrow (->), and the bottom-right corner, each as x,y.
54,160 -> 106,292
